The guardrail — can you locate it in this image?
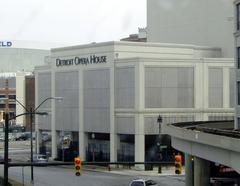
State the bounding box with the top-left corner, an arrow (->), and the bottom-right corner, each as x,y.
171,120 -> 240,138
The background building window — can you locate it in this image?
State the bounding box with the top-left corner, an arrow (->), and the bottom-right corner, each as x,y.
0,104 -> 5,109
8,95 -> 16,99
9,104 -> 15,109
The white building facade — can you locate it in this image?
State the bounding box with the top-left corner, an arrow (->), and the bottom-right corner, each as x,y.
147,0 -> 234,58
35,41 -> 234,163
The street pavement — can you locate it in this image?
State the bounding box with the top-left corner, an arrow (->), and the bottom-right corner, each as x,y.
2,165 -> 185,186
0,141 -> 185,186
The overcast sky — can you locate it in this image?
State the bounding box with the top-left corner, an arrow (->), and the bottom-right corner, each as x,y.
1,0 -> 146,45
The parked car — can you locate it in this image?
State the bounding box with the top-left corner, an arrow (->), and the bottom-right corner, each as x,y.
15,132 -> 35,141
15,133 -> 29,141
129,179 -> 158,186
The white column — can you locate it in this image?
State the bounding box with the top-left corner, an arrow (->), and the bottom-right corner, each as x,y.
51,71 -> 57,159
195,61 -> 204,121
223,68 -> 230,108
195,61 -> 209,121
135,114 -> 145,168
35,73 -> 40,154
110,61 -> 117,162
16,72 -> 26,126
78,70 -> 86,160
135,61 -> 145,169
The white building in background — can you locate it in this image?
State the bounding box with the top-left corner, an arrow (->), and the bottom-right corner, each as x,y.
35,41 -> 234,163
147,0 -> 234,58
0,40 -> 51,127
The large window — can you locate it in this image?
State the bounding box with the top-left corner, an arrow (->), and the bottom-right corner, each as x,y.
145,67 -> 194,108
238,81 -> 240,105
8,95 -> 16,99
237,4 -> 240,30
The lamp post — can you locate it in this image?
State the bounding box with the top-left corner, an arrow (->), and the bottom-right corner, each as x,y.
157,115 -> 162,174
4,113 -> 9,186
3,111 -> 48,186
28,97 -> 63,185
3,96 -> 63,185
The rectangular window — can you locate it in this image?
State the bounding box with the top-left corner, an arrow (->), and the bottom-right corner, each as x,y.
9,104 -> 15,109
238,47 -> 240,69
8,95 -> 16,99
0,104 -> 5,109
238,82 -> 240,105
237,4 -> 240,30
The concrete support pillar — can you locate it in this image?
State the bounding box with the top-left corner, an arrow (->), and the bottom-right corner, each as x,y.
78,69 -> 86,160
51,71 -> 57,159
194,157 -> 210,186
185,153 -> 193,186
134,61 -> 145,170
134,131 -> 145,170
79,132 -> 87,161
110,60 -> 116,162
110,134 -> 118,162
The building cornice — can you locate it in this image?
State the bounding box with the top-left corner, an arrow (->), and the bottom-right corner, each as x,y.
51,41 -> 221,53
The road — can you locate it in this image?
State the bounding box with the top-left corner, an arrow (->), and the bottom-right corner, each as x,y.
0,165 -> 185,186
0,141 -> 185,186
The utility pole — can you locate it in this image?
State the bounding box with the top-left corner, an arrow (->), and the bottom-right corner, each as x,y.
30,107 -> 34,184
4,113 -> 9,186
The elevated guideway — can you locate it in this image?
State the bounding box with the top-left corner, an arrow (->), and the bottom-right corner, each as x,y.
163,120 -> 240,173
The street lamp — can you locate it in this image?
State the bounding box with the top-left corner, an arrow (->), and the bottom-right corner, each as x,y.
157,115 -> 162,174
28,96 -> 63,185
3,111 -> 48,186
2,96 -> 63,185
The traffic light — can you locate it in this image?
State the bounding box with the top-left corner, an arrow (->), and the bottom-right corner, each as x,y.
74,157 -> 82,176
175,155 -> 182,174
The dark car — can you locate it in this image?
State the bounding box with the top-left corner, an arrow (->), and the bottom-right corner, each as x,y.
15,133 -> 29,141
15,132 -> 34,141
